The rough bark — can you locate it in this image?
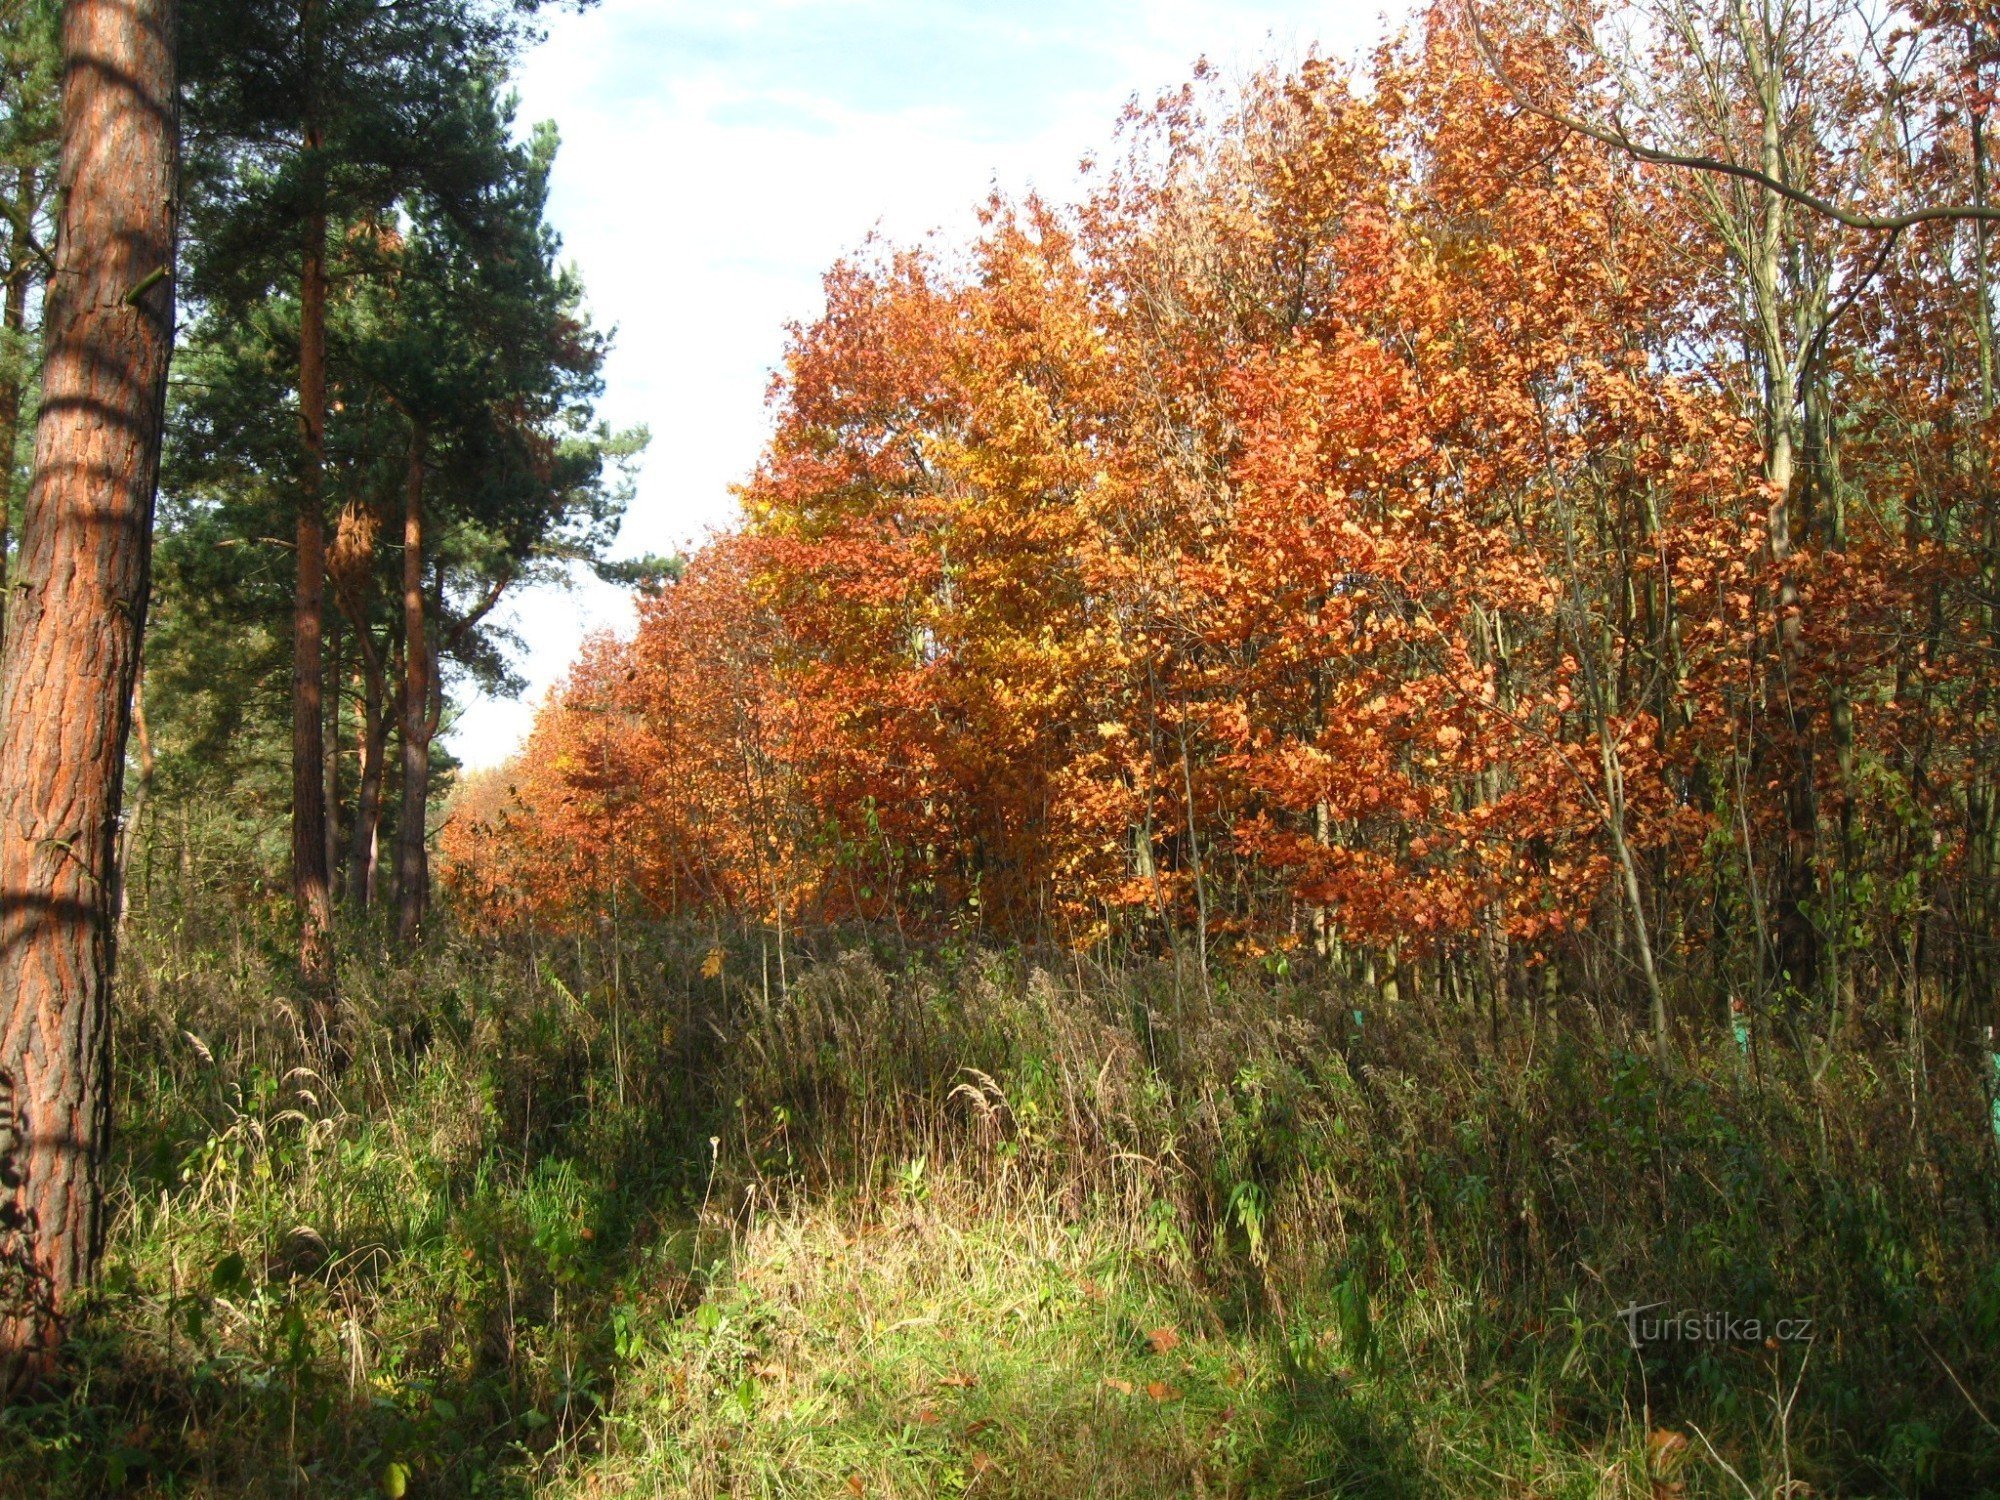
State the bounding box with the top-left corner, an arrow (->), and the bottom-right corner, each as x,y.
0,0 -> 176,1394
396,423 -> 430,944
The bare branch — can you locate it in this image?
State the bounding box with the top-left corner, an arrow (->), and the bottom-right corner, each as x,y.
0,193 -> 52,278
1460,0 -> 2000,230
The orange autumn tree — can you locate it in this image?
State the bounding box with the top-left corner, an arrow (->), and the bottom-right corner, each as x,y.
1182,27 -> 1759,1027
738,213 -> 1144,937
447,539 -> 812,932
448,0 -> 2000,1043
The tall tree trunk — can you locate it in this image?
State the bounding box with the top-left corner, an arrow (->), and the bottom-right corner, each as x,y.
292,190 -> 332,981
396,422 -> 430,944
1969,75 -> 1998,1028
0,0 -> 176,1394
291,0 -> 332,983
330,496 -> 386,913
1739,1 -> 1817,1001
0,166 -> 41,658
344,630 -> 389,911
323,598 -> 340,901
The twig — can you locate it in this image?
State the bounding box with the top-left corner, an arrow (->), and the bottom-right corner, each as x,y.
1916,1326 -> 2000,1436
1460,0 -> 2000,231
1689,1421 -> 1761,1500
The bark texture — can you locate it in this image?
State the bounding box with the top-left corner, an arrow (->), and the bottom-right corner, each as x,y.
0,0 -> 176,1394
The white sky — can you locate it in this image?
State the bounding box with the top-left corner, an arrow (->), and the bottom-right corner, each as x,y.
444,0 -> 1412,769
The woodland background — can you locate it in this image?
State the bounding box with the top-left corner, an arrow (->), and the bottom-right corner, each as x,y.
1,0 -> 1999,1495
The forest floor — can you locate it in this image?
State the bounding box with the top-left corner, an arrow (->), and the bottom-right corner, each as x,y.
2,904 -> 1997,1497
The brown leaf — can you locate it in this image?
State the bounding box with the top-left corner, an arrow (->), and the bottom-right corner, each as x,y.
846,1476 -> 864,1497
1103,1376 -> 1134,1395
916,1406 -> 939,1426
1146,1380 -> 1178,1401
939,1372 -> 977,1388
1649,1427 -> 1690,1475
1146,1326 -> 1181,1355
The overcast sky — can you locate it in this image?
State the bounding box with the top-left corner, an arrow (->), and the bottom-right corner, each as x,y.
444,0 -> 1409,768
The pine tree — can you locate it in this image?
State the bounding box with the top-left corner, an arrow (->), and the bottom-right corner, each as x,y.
179,0 -> 549,982
0,0 -> 177,1394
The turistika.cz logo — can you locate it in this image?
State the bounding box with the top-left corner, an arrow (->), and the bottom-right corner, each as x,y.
1616,1302 -> 1814,1349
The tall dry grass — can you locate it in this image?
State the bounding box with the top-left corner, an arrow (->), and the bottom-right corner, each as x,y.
0,897 -> 1994,1495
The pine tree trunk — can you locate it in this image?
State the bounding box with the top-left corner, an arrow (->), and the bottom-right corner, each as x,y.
396,423 -> 430,944
0,165 -> 40,658
0,0 -> 176,1394
292,185 -> 333,983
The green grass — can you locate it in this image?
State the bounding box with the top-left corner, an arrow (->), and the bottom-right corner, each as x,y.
571,1183 -> 1393,1499
2,905 -> 1996,1497
562,1172 -> 1645,1500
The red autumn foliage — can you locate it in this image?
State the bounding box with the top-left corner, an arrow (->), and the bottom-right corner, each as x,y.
445,5 -> 2000,1018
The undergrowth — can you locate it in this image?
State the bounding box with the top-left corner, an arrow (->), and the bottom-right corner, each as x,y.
1,898 -> 1996,1496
